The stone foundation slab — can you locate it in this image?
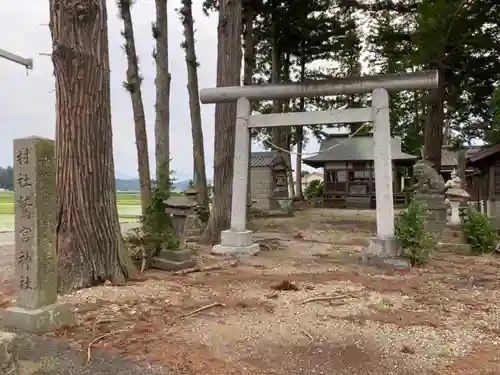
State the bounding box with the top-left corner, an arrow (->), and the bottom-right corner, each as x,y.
212,230 -> 259,256
360,237 -> 410,270
151,257 -> 196,271
2,303 -> 75,334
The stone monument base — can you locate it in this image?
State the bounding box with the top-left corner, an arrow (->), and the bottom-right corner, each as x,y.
2,302 -> 75,334
151,248 -> 196,271
212,230 -> 260,256
0,331 -> 40,375
360,237 -> 410,270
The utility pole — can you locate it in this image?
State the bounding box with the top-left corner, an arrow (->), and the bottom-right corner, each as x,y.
0,48 -> 33,69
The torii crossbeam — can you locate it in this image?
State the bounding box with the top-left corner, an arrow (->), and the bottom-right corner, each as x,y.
0,48 -> 33,69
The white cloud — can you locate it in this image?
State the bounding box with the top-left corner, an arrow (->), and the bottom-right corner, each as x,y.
0,0 -> 322,182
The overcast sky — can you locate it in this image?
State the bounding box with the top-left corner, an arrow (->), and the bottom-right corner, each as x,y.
0,1 -> 320,181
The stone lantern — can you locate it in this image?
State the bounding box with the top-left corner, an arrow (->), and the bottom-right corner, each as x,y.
151,188 -> 199,271
445,169 -> 470,225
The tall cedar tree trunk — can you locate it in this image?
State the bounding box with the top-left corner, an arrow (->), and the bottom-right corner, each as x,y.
243,2 -> 255,224
199,0 -> 243,244
118,0 -> 152,217
180,0 -> 210,218
50,0 -> 135,294
153,0 -> 171,193
294,43 -> 306,200
423,64 -> 446,171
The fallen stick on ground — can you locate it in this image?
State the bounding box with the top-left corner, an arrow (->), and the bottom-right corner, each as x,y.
88,303 -> 225,363
87,329 -> 130,364
301,330 -> 313,340
259,242 -> 274,251
178,302 -> 225,318
172,260 -> 239,275
298,293 -> 353,305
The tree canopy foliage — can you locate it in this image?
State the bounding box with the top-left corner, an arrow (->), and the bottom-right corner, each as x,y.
203,0 -> 500,161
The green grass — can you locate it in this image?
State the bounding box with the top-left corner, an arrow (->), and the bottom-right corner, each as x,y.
116,191 -> 141,206
0,191 -> 142,220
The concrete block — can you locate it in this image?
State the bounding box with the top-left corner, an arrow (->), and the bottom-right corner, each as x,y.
220,230 -> 253,247
212,230 -> 259,256
212,243 -> 260,256
360,237 -> 410,270
2,303 -> 75,334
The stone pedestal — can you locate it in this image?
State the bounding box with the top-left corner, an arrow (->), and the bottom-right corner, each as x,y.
360,237 -> 410,269
151,248 -> 196,271
2,304 -> 75,334
2,138 -> 75,333
413,193 -> 447,237
212,230 -> 259,256
0,331 -> 40,375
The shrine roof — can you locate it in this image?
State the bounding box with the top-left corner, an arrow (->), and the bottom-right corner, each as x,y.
303,134 -> 417,167
250,151 -> 284,168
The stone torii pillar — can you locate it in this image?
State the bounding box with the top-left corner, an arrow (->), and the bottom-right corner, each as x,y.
199,71 -> 439,261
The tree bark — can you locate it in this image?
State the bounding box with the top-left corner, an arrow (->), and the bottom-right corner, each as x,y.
118,0 -> 152,217
153,0 -> 171,193
180,0 -> 210,219
199,0 -> 242,244
50,0 -> 135,294
423,64 -> 446,171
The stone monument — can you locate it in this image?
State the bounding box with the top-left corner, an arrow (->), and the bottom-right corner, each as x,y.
151,188 -> 197,271
412,159 -> 447,237
445,169 -> 470,225
2,137 -> 74,333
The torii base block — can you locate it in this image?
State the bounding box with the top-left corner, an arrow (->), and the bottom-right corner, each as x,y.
212,230 -> 260,256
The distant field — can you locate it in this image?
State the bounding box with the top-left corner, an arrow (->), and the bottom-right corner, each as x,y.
0,191 -> 141,215
116,191 -> 141,206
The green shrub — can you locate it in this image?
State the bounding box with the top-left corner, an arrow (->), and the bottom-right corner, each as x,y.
141,187 -> 179,250
125,186 -> 178,264
304,180 -> 324,200
394,201 -> 436,266
461,208 -> 496,254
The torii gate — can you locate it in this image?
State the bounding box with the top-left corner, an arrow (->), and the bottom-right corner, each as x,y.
199,70 -> 439,262
0,48 -> 33,70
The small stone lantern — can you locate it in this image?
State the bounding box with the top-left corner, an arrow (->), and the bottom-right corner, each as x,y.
445,169 -> 470,225
164,192 -> 199,249
151,189 -> 199,271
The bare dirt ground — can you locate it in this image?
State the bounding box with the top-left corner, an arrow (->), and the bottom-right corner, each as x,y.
2,208 -> 500,375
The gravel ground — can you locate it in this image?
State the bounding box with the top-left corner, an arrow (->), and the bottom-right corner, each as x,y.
2,209 -> 500,374
11,332 -> 168,375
